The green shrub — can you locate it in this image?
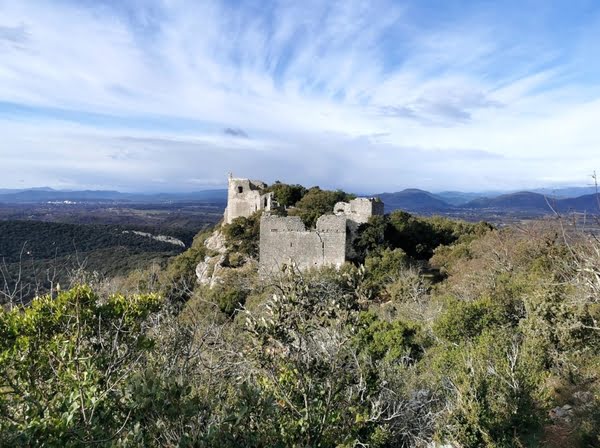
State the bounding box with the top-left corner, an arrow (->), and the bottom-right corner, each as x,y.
365,248 -> 408,285
354,311 -> 424,363
209,284 -> 249,316
433,296 -> 512,343
355,212 -> 492,261
0,286 -> 163,446
288,187 -> 355,228
264,181 -> 307,207
222,213 -> 261,258
435,329 -> 544,447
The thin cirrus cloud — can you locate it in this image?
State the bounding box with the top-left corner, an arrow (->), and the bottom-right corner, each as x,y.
1,0 -> 600,192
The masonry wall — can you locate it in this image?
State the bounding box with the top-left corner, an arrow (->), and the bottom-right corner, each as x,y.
259,214 -> 347,272
333,198 -> 384,224
224,178 -> 273,224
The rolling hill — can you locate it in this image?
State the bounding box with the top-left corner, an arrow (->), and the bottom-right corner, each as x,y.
463,191 -> 600,214
557,193 -> 600,213
463,191 -> 556,211
377,189 -> 453,212
2,186 -> 599,215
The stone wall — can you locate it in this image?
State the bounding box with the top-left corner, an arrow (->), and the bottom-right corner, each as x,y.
333,197 -> 384,224
333,197 -> 385,260
259,214 -> 347,272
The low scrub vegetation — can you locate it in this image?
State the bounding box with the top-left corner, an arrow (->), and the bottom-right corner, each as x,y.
1,202 -> 600,446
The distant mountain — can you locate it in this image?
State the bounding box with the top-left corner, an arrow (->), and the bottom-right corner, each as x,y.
434,191 -> 495,206
0,187 -> 56,194
530,186 -> 598,198
374,189 -> 600,215
558,193 -> 600,213
0,189 -> 123,202
462,191 -> 600,214
0,188 -> 228,204
463,191 -> 556,211
3,185 -> 598,215
145,190 -> 227,202
377,189 -> 453,212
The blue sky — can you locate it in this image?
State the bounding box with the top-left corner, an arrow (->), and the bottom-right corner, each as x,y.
1,0 -> 600,192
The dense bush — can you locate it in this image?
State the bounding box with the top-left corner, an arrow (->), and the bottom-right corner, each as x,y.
288,187 -> 355,228
263,181 -> 307,207
433,295 -> 513,343
221,212 -> 261,258
364,248 -> 408,284
0,286 -> 163,446
435,329 -> 545,447
357,211 -> 492,260
207,282 -> 249,316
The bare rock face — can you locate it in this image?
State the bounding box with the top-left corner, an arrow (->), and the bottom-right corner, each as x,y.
195,230 -> 228,287
205,230 -> 227,254
195,254 -> 227,287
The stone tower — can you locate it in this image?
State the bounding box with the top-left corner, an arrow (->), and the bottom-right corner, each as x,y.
223,174 -> 275,224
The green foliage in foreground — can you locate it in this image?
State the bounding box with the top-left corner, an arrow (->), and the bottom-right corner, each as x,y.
2,220 -> 600,447
0,286 -> 162,446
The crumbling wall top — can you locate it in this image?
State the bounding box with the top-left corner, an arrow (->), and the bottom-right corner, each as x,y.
316,214 -> 347,232
333,197 -> 383,224
260,214 -> 306,232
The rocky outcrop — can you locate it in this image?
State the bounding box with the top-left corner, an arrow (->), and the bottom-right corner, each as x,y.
204,230 -> 227,253
195,230 -> 227,287
122,230 -> 185,247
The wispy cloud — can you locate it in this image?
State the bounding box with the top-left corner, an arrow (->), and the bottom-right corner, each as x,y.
1,0 -> 600,191
0,23 -> 29,44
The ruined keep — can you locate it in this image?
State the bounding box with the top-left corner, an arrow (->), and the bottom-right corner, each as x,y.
223,174 -> 275,224
259,197 -> 384,272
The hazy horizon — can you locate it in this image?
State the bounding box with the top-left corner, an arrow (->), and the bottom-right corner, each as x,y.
1,182 -> 599,197
2,0 -> 600,192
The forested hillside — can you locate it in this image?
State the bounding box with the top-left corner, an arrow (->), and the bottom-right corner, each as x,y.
0,220 -> 185,262
0,221 -> 186,304
1,188 -> 599,447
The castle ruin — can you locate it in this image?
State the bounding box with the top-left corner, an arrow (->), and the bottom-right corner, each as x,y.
222,175 -> 384,272
223,174 -> 276,224
259,214 -> 348,271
